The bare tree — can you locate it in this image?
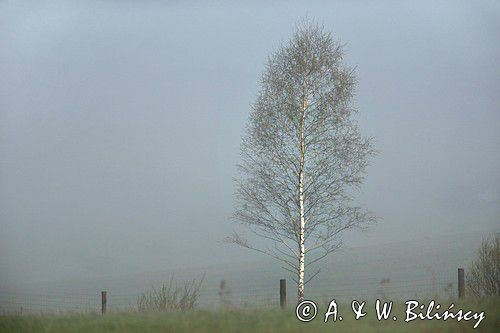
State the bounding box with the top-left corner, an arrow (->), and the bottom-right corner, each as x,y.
228,20 -> 376,302
467,233 -> 500,298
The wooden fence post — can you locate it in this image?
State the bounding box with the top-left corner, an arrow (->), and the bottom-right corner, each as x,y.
101,291 -> 107,314
458,268 -> 465,299
280,279 -> 286,309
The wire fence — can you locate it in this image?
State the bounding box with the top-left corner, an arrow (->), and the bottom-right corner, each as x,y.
0,267 -> 462,315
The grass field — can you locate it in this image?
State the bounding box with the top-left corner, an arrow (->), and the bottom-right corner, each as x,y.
1,298 -> 498,333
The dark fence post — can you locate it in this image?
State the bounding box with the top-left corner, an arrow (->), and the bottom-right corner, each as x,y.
280,279 -> 286,309
101,291 -> 107,314
458,268 -> 465,299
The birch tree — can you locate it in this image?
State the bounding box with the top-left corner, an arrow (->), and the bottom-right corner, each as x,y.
229,21 -> 376,302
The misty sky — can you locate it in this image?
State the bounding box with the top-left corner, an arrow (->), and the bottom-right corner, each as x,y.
1,0 -> 499,285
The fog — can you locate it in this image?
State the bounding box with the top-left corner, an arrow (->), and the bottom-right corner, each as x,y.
1,0 -> 499,288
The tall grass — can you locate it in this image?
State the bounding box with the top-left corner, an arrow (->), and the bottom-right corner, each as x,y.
1,298 -> 499,333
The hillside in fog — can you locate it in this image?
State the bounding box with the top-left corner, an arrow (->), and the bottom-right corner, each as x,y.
1,228 -> 497,313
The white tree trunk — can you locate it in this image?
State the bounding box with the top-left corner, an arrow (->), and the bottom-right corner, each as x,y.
297,96 -> 307,302
298,170 -> 305,302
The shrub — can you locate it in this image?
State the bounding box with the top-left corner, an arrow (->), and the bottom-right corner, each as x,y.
137,276 -> 203,312
467,233 -> 500,298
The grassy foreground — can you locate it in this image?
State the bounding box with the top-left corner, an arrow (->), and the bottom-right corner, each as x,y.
1,298 -> 499,333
